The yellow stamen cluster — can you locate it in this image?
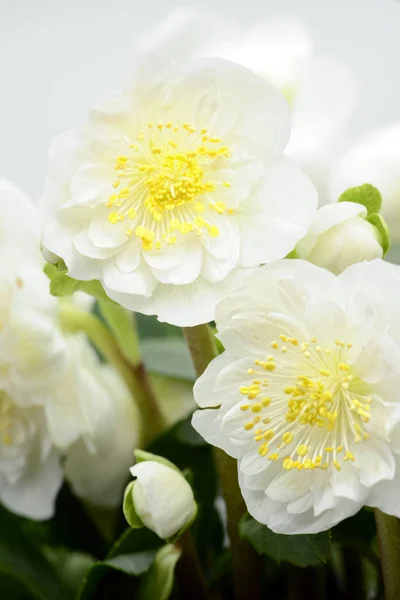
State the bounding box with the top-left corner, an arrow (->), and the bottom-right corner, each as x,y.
105,121 -> 232,250
237,334 -> 372,472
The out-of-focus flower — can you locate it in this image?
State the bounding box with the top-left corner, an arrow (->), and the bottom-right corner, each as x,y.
41,55 -> 317,326
62,335 -> 139,506
1,179 -> 139,515
0,180 -> 65,519
330,124 -> 400,243
193,259 -> 400,534
136,8 -> 358,202
125,453 -> 197,539
296,201 -> 383,274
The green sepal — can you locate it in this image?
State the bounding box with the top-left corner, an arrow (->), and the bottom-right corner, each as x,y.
338,183 -> 382,215
134,450 -> 181,474
44,263 -> 112,302
366,212 -> 391,257
285,248 -> 299,259
123,481 -> 144,530
136,545 -> 181,600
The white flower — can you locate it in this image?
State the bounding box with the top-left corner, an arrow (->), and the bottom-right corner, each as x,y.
62,336 -> 139,507
330,124 -> 400,243
192,259 -> 400,534
41,56 -> 317,326
129,460 -> 196,539
0,179 -> 138,515
0,180 -> 66,519
296,202 -> 383,274
136,9 -> 358,202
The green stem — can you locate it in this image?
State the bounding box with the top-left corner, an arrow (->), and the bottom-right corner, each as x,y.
374,509 -> 400,600
175,530 -> 210,600
98,300 -> 141,366
183,324 -> 264,600
59,301 -> 166,445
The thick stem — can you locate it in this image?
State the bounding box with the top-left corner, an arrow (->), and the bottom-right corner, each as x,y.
175,530 -> 210,600
374,509 -> 400,600
60,301 -> 166,445
183,324 -> 264,600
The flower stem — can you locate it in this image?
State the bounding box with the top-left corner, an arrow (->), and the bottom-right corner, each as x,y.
183,324 -> 264,600
375,509 -> 400,600
175,529 -> 210,600
59,301 -> 166,445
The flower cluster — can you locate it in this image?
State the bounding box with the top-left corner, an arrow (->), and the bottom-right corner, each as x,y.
2,9 -> 400,600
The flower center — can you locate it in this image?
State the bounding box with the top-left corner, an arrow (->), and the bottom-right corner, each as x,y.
237,334 -> 371,472
105,121 -> 232,250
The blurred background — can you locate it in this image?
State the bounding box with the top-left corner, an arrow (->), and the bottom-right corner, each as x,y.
0,0 -> 399,200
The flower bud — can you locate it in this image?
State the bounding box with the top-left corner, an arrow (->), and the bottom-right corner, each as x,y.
125,455 -> 197,540
296,202 -> 383,274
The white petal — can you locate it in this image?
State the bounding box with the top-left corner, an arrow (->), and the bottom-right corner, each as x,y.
193,351 -> 233,408
88,207 -> 129,249
149,242 -> 203,285
237,157 -> 318,267
367,455 -> 400,517
70,164 -> 115,207
73,229 -> 119,259
296,202 -> 367,258
102,260 -> 156,297
0,448 -> 62,520
191,409 -> 245,459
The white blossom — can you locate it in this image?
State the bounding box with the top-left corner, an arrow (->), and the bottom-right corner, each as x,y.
1,179 -> 139,515
129,460 -> 196,539
296,202 -> 383,274
193,259 -> 400,533
41,55 -> 317,326
0,180 -> 65,519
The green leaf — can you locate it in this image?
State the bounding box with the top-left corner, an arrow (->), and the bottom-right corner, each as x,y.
0,504 -> 71,600
367,212 -> 391,256
239,514 -> 331,567
136,545 -> 181,600
338,183 -> 382,215
78,529 -> 161,600
136,314 -> 183,339
123,482 -> 143,529
141,337 -> 195,381
42,548 -> 94,597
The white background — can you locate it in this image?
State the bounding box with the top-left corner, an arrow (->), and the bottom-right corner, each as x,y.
0,0 -> 399,199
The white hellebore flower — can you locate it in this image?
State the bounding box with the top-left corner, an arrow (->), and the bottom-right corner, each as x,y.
136,9 -> 358,201
0,180 -> 65,519
330,124 -> 400,243
296,201 -> 383,274
192,259 -> 400,534
41,56 -> 317,326
129,460 -> 196,539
